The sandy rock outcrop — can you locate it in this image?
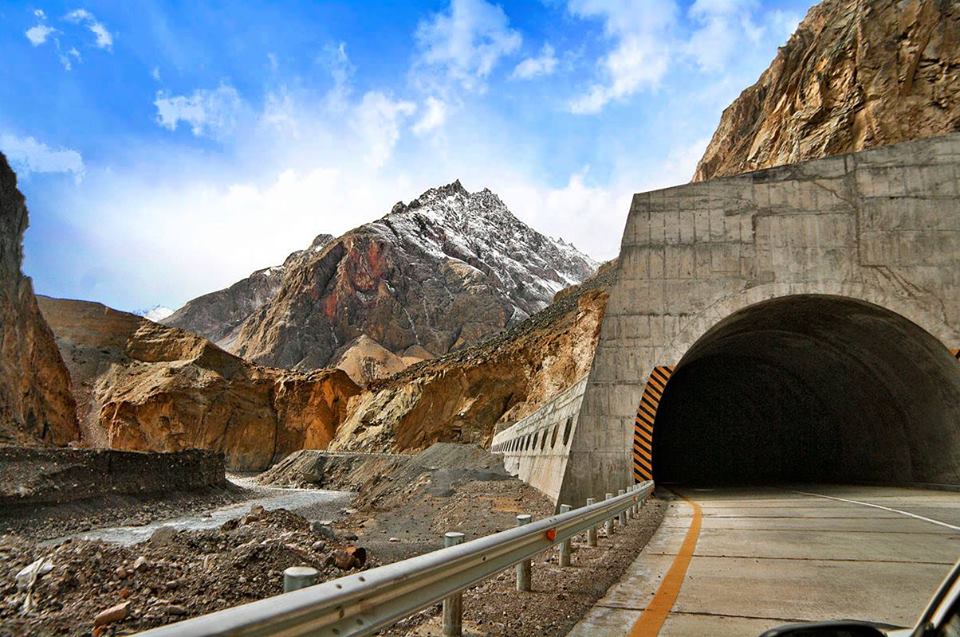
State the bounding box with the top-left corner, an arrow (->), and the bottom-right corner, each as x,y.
325,263 -> 615,453
38,297 -> 360,470
0,153 -> 78,446
694,0 -> 960,181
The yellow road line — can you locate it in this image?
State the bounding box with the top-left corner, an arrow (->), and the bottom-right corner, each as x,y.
627,492 -> 702,637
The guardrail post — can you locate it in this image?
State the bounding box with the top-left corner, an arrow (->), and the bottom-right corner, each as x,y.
516,514 -> 532,592
283,566 -> 318,593
558,505 -> 572,567
442,532 -> 465,636
631,485 -> 639,519
586,498 -> 597,547
604,493 -> 614,536
618,489 -> 627,528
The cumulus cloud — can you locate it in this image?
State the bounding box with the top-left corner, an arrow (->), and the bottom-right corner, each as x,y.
154,84 -> 246,139
511,43 -> 558,80
412,97 -> 448,135
352,92 -> 417,168
25,24 -> 56,46
64,9 -> 114,51
567,0 -> 678,114
0,133 -> 85,180
414,0 -> 522,92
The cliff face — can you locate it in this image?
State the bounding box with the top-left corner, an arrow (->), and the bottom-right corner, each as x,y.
325,263 -> 615,453
171,181 -> 597,378
163,234 -> 334,350
38,297 -> 360,470
694,0 -> 960,181
0,153 -> 79,446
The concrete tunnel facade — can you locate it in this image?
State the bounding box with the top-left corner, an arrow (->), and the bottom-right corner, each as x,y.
495,133 -> 960,507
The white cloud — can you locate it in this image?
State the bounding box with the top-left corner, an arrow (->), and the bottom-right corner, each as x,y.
25,24 -> 56,46
34,9 -> 46,19
686,0 -> 763,71
414,0 -> 522,92
511,43 -> 558,80
142,306 -> 174,322
412,97 -> 448,135
154,84 -> 246,139
567,0 -> 678,114
0,133 -> 85,180
151,66 -> 161,81
352,92 -> 417,168
65,9 -> 114,51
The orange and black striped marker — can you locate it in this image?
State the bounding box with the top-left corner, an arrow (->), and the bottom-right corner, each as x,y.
633,365 -> 673,483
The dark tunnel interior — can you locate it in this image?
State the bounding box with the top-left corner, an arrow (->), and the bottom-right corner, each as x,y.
652,295 -> 960,486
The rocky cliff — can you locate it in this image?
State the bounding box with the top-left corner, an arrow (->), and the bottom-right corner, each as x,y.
38,297 -> 360,470
325,262 -> 615,453
163,233 -> 334,349
172,181 -> 596,378
694,0 -> 960,181
0,153 -> 78,446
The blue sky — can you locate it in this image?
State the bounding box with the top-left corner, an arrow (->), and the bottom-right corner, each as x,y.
0,0 -> 814,313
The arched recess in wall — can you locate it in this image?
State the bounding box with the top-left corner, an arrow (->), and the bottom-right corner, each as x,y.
650,294 -> 960,486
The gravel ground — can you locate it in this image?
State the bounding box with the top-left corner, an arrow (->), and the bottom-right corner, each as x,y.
381,496 -> 667,637
0,506 -> 373,637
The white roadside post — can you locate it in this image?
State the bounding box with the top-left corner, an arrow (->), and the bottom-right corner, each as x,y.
586,498 -> 598,547
283,566 -> 318,593
516,514 -> 532,591
604,493 -> 615,536
617,489 -> 627,529
442,532 -> 466,636
558,504 -> 572,567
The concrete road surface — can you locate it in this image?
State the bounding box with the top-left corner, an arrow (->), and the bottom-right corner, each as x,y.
567,485 -> 960,637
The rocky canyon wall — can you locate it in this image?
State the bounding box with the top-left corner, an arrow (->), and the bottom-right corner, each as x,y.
0,153 -> 78,446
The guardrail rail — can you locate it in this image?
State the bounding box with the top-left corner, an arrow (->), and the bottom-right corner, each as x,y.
136,481 -> 654,637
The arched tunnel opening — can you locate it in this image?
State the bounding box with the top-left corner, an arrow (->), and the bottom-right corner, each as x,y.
652,295 -> 960,486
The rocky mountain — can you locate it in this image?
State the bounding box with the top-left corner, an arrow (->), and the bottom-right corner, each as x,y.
38,296 -> 360,470
170,181 -> 597,379
164,233 -> 334,349
694,0 -> 960,181
326,262 -> 615,453
0,153 -> 78,446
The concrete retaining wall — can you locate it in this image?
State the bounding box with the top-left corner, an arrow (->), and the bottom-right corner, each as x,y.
491,376 -> 588,504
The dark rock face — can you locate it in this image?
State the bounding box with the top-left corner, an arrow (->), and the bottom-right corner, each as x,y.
694,0 -> 960,181
182,181 -> 597,371
164,233 -> 334,349
0,153 -> 79,446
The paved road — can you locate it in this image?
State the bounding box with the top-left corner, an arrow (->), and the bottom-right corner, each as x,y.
568,485 -> 960,637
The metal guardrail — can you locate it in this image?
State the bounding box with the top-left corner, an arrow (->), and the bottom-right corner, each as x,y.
136,481 -> 654,637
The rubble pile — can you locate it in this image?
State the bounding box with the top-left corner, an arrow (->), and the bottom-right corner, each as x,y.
0,506 -> 372,636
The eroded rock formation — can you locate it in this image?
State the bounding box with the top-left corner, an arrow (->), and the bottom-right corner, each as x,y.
694,0 -> 960,181
38,297 -> 360,470
0,153 -> 78,446
326,263 -> 615,453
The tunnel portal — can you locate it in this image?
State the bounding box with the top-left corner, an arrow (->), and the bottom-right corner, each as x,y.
651,295 -> 960,486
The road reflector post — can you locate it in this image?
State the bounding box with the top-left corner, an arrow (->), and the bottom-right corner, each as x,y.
586,498 -> 598,546
604,493 -> 614,536
442,532 -> 466,636
618,489 -> 627,527
559,504 -> 572,567
283,566 -> 318,593
516,514 -> 532,592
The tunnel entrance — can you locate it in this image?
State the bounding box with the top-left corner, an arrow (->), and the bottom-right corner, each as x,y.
652,295 -> 960,486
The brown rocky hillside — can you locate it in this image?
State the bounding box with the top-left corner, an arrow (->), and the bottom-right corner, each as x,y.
0,153 -> 78,446
694,0 -> 960,181
325,262 -> 616,452
38,297 -> 359,470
